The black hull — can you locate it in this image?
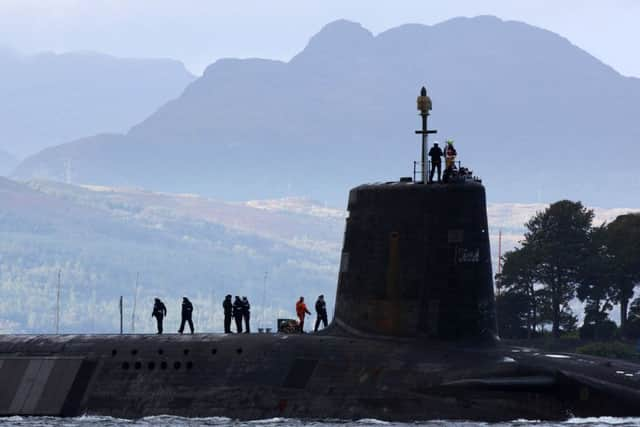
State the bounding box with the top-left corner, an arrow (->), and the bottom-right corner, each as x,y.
1,332 -> 639,420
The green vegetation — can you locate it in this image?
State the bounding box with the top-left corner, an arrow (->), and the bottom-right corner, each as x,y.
497,201 -> 640,346
497,201 -> 590,338
576,342 -> 639,362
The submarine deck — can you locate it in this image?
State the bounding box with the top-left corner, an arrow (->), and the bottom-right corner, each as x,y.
1,332 -> 639,396
0,332 -> 639,419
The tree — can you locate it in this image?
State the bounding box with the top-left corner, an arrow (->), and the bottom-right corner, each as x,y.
495,291 -> 530,339
606,214 -> 640,330
576,225 -> 615,327
536,287 -> 579,334
497,245 -> 543,338
524,200 -> 593,338
624,298 -> 640,339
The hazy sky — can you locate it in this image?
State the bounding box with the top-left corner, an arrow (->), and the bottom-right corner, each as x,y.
1,0 -> 638,77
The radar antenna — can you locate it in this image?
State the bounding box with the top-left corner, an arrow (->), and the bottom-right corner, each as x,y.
415,86 -> 437,183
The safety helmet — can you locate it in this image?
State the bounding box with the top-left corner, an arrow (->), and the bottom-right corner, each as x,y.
446,139 -> 454,145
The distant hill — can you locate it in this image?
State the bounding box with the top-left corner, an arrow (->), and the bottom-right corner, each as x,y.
0,178 -> 342,334
0,48 -> 195,157
13,17 -> 640,206
0,177 -> 635,333
0,149 -> 17,176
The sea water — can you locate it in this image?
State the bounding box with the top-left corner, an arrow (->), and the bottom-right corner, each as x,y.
0,417 -> 639,427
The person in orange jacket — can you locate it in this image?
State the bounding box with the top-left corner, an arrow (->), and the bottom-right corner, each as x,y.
296,297 -> 312,333
444,139 -> 457,170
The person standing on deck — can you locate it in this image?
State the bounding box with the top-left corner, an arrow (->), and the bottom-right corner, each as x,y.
296,297 -> 312,333
223,295 -> 233,333
241,297 -> 251,333
178,297 -> 194,334
152,298 -> 167,334
233,296 -> 244,333
314,295 -> 328,332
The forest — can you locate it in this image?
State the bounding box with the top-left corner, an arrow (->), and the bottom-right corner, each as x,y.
496,200 -> 640,352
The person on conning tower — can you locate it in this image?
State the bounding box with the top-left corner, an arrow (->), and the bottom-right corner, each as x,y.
428,142 -> 443,183
445,139 -> 457,170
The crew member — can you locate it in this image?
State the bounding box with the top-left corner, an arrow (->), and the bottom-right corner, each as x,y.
233,296 -> 244,333
444,139 -> 457,170
223,295 -> 233,333
296,297 -> 311,333
152,298 -> 167,334
241,296 -> 251,333
428,142 -> 443,183
314,295 -> 328,332
178,297 -> 194,334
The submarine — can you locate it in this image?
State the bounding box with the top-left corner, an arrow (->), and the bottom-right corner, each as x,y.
1,87 -> 640,421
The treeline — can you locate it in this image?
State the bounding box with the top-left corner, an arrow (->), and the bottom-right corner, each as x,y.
0,221 -> 336,334
496,200 -> 640,340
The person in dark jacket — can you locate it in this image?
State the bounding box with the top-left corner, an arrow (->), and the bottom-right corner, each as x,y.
314,295 -> 328,332
241,296 -> 251,333
428,142 -> 443,183
152,298 -> 167,334
223,295 -> 233,333
178,297 -> 194,334
233,296 -> 244,333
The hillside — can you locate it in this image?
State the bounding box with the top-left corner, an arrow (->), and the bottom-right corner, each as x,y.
0,178 -> 342,334
0,177 -> 636,334
12,16 -> 640,207
0,48 -> 195,157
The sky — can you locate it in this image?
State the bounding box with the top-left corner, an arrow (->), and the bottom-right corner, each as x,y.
0,0 -> 638,77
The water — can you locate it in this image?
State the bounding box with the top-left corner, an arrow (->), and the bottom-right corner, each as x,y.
1,417 -> 639,427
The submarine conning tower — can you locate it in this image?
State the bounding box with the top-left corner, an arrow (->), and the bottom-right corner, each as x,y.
333,86 -> 497,342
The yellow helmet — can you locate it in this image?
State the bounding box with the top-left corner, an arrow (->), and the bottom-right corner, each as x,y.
446,139 -> 454,145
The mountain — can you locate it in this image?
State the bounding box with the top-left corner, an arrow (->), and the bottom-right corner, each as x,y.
0,149 -> 17,175
0,48 -> 195,157
0,177 -> 636,333
12,17 -> 640,206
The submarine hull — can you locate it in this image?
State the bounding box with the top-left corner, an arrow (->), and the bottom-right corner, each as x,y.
1,333 -> 639,421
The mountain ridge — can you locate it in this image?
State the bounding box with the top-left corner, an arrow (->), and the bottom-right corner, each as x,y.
0,49 -> 195,157
12,16 -> 640,206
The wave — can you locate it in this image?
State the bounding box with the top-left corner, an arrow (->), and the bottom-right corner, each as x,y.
564,417 -> 640,425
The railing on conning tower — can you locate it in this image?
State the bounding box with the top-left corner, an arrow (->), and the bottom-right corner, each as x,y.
413,160 -> 462,182
412,160 -> 481,184
413,161 -> 423,183
413,86 -> 481,184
